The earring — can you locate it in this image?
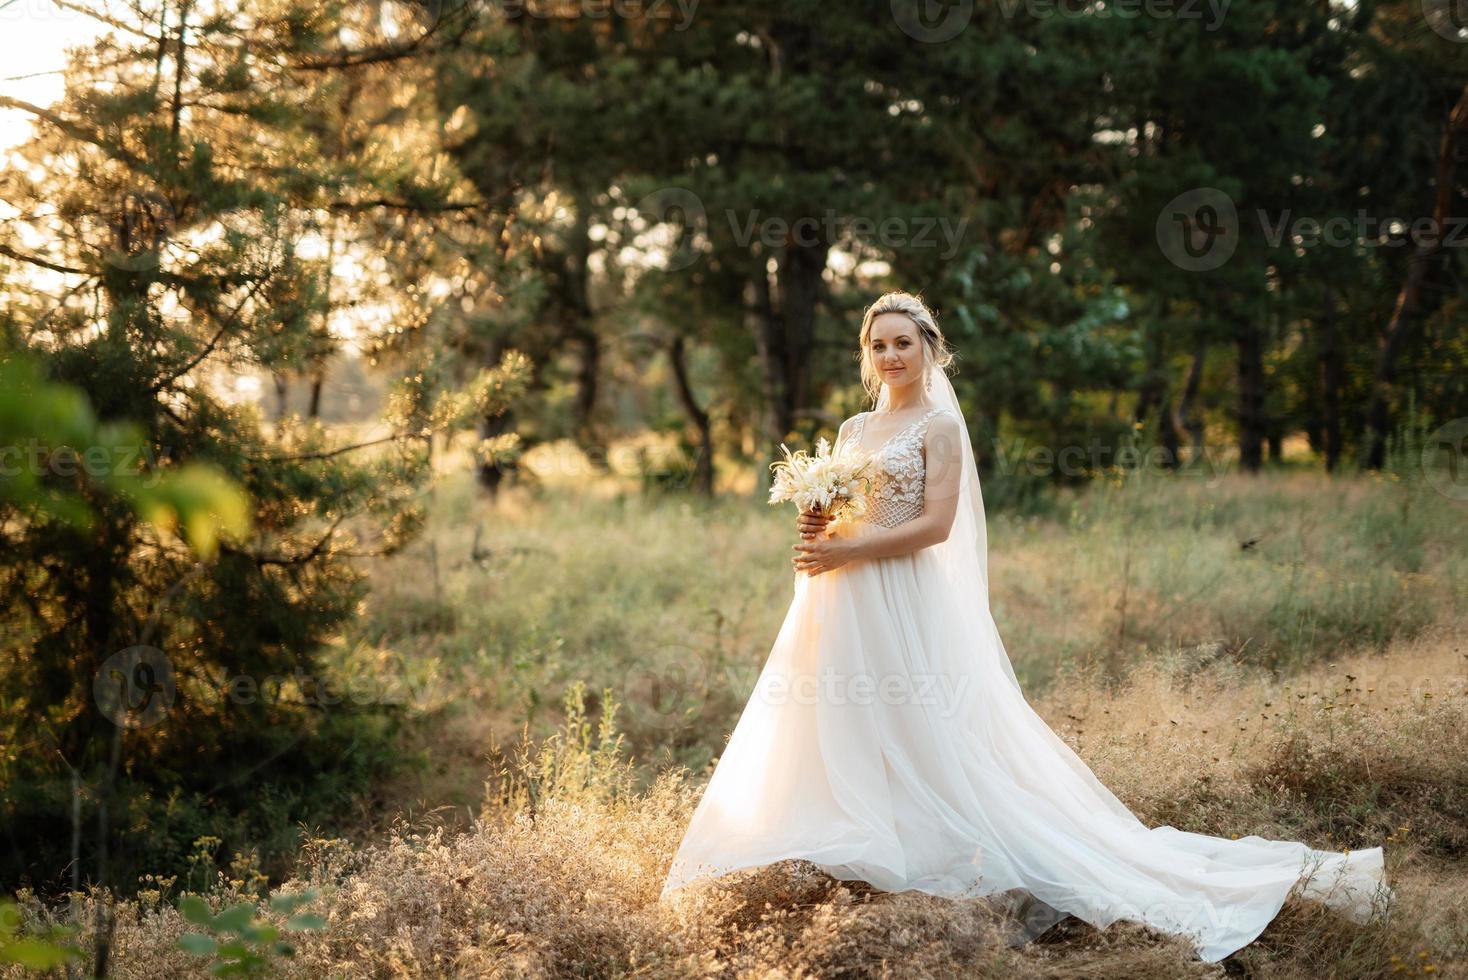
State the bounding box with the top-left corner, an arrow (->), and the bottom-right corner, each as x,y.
925,371 -> 932,392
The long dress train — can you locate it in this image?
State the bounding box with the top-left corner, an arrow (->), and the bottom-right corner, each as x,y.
659,398 -> 1389,963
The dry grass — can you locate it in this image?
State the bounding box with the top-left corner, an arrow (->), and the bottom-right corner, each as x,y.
340,463 -> 1465,810
7,464 -> 1463,977
10,624 -> 1465,978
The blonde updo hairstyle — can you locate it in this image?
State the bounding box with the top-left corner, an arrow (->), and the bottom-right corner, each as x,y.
858,291 -> 956,407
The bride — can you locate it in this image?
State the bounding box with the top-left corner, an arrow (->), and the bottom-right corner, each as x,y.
658,291 -> 1390,962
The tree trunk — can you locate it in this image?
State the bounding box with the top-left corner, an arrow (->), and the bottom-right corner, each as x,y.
1362,83 -> 1468,468
1318,284 -> 1343,471
307,371 -> 324,419
1158,393 -> 1181,467
572,328 -> 600,452
668,334 -> 714,496
747,273 -> 786,446
1171,337 -> 1206,462
476,336 -> 518,495
747,238 -> 828,451
1135,350 -> 1184,467
309,215 -> 338,423
776,236 -> 825,426
475,408 -> 516,497
1132,326 -> 1169,462
564,190 -> 601,460
1236,315 -> 1266,473
1131,382 -> 1161,427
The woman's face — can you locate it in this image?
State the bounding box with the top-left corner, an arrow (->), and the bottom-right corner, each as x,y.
868,312 -> 926,392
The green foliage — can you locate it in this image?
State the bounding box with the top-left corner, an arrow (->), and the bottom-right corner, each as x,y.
384,349 -> 533,437
489,681 -> 637,815
1381,391 -> 1437,485
2,0 -> 1465,947
0,353 -> 250,555
436,0 -> 1465,482
176,888 -> 324,977
0,898 -> 79,970
0,0 -> 521,903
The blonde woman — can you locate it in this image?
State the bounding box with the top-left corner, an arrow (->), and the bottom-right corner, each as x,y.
659,291 -> 1389,962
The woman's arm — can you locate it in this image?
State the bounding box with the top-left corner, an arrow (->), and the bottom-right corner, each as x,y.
793,412 -> 964,574
845,412 -> 963,560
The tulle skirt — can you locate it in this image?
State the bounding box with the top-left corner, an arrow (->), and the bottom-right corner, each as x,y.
659,520 -> 1389,962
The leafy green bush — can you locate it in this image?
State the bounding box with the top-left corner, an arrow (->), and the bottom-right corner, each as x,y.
0,898 -> 78,971
176,889 -> 324,977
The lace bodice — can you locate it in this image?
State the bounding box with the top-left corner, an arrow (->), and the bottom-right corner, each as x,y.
843,407 -> 952,529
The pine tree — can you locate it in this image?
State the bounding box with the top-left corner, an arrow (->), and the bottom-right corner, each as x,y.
0,0 -> 522,906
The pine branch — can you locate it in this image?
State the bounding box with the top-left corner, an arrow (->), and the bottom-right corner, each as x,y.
246,434 -> 405,464
0,243 -> 87,276
229,515 -> 346,567
0,96 -> 148,171
326,198 -> 484,214
151,276 -> 271,393
47,0 -> 167,43
287,8 -> 476,73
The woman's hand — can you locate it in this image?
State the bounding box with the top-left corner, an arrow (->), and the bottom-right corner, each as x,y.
791,534 -> 854,577
797,508 -> 831,540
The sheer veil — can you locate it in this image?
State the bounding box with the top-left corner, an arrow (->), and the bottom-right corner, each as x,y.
874,362 -> 1022,694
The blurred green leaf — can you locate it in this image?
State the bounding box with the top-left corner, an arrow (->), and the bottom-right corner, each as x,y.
211,904 -> 255,934
285,913 -> 325,931
0,937 -> 80,968
178,896 -> 213,926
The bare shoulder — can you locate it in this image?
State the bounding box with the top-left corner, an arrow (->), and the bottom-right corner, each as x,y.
925,409 -> 963,440
923,411 -> 964,466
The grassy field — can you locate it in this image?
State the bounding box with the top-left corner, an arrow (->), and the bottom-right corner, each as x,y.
346,451 -> 1464,813
9,454 -> 1466,977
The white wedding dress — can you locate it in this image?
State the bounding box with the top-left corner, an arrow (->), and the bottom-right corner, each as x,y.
659,367 -> 1389,963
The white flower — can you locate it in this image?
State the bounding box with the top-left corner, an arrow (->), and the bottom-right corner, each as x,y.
768,435 -> 876,521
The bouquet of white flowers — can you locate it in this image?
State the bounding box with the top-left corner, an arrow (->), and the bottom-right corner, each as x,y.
767,436 -> 875,527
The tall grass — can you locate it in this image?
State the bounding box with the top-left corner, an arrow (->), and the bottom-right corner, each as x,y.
8,626 -> 1464,978
351,453 -> 1463,785
9,453 -> 1461,977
